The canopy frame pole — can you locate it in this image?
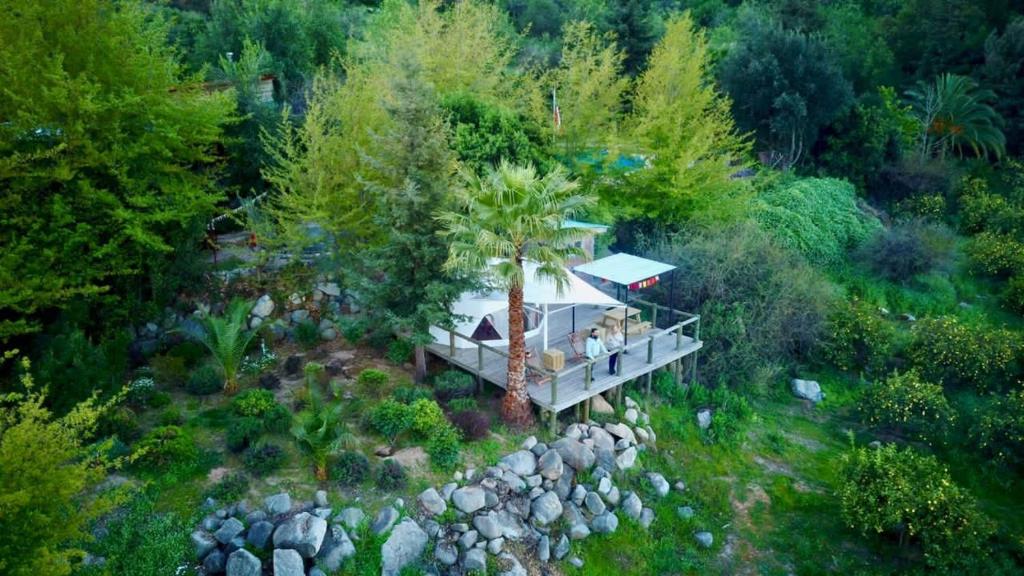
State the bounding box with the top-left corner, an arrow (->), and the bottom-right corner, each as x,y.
542,303 -> 549,351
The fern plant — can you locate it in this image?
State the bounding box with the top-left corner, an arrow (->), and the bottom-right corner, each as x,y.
183,299 -> 259,394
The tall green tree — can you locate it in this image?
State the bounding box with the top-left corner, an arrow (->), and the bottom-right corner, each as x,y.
624,13 -> 750,223
719,9 -> 852,168
439,162 -> 593,425
0,0 -> 234,340
905,73 -> 1006,161
605,0 -> 664,75
359,55 -> 469,381
983,16 -> 1024,157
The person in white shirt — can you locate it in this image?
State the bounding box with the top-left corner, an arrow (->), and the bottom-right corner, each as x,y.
605,323 -> 624,375
585,328 -> 609,381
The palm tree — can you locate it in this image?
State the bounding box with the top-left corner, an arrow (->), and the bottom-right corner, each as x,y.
906,73 -> 1006,161
291,367 -> 353,480
438,161 -> 595,426
186,299 -> 259,394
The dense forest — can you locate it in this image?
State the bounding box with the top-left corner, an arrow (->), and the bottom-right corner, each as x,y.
2,1 -> 1024,575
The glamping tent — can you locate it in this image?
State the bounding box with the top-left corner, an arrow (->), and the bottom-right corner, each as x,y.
430,260 -> 622,350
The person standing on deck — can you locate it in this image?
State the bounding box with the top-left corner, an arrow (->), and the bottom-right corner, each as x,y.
586,328 -> 609,382
606,324 -> 624,375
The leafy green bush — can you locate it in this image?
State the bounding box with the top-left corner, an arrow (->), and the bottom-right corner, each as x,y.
957,176 -> 1023,234
895,194 -> 947,220
753,177 -> 882,266
685,384 -> 752,445
334,451 -> 371,486
966,232 -> 1024,277
376,459 -> 407,491
860,371 -> 954,442
974,389 -> 1024,470
134,426 -> 198,469
226,417 -> 263,453
386,338 -> 414,364
821,299 -> 897,374
409,399 -> 447,438
426,424 -> 462,471
244,443 -> 287,476
392,386 -> 433,405
294,319 -> 321,349
369,399 -> 413,446
357,368 -> 393,400
79,493 -> 191,576
651,370 -> 685,405
166,340 -> 207,367
447,397 -> 479,413
451,410 -> 490,440
34,325 -> 129,414
186,364 -> 223,396
838,443 -> 994,573
908,316 -> 1022,391
148,391 -> 171,409
434,370 -> 476,401
205,472 -> 250,502
1005,275 -> 1024,315
97,406 -> 142,443
855,219 -> 955,282
159,406 -> 184,426
339,316 -> 369,344
231,389 -> 291,432
149,353 -> 189,388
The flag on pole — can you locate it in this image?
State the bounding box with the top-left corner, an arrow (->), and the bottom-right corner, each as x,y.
552,88 -> 561,131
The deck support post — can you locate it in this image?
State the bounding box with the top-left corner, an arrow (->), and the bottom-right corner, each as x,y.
575,403 -> 581,420
617,384 -> 623,406
652,306 -> 658,330
549,409 -> 557,436
449,331 -> 455,358
646,371 -> 652,395
476,345 -> 484,393
584,362 -> 592,391
550,373 -> 559,406
690,350 -> 699,385
582,399 -> 590,423
675,324 -> 682,350
646,336 -> 654,364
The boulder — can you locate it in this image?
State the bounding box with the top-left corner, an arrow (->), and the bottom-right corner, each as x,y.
554,534 -> 570,559
435,542 -> 458,566
418,488 -> 447,516
697,409 -> 712,430
647,472 -> 670,497
537,535 -> 550,563
503,470 -> 526,493
497,552 -> 527,576
316,524 -> 355,572
371,507 -> 399,535
273,512 -> 327,558
791,379 -> 823,403
500,450 -> 537,477
192,530 -> 218,560
246,521 -> 274,550
381,519 -> 428,576
639,508 -> 655,529
487,537 -> 504,555
264,492 -> 292,516
677,506 -> 695,520
605,486 -> 621,506
588,427 -> 616,452
290,309 -> 309,324
621,492 -> 642,520
592,511 -> 619,534
458,530 -> 479,550
591,394 -> 614,414
272,549 -> 304,576
202,550 -> 226,574
604,422 -> 637,444
252,295 -> 275,318
452,486 -> 486,514
338,507 -> 365,531
214,517 -> 245,544
615,446 -> 638,470
225,549 -> 261,576
317,282 -> 341,297
473,512 -> 502,540
521,435 -> 538,451
695,531 -> 714,548
624,407 -> 639,424
464,548 -> 487,572
584,492 -> 606,515
569,557 -> 584,568
536,449 -> 563,481
530,491 -> 563,526
597,476 -> 612,495
551,437 -> 595,472
569,522 -> 591,540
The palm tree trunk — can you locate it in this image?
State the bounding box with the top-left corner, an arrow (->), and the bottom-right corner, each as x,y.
502,281 -> 534,426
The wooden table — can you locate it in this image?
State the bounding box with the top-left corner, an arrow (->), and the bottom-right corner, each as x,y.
601,306 -> 641,328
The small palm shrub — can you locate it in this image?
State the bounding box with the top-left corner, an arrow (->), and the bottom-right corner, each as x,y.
134,426 -> 198,469
334,451 -> 371,486
244,443 -> 287,476
186,364 -> 224,396
376,459 -> 407,491
434,370 -> 475,401
908,316 -> 1022,392
184,299 -> 259,394
226,417 -> 263,453
860,371 -> 954,443
291,379 -> 353,481
821,299 -> 897,374
451,410 -> 490,440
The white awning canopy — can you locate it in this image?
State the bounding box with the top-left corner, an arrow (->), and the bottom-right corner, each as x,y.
519,260 -> 620,306
573,253 -> 676,286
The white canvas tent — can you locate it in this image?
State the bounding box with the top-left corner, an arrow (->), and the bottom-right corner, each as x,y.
430,260 -> 622,349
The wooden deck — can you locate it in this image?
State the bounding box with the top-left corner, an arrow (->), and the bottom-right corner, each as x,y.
427,300 -> 702,424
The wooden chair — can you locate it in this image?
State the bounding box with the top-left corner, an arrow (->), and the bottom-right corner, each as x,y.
525,347 -> 552,387
567,332 -> 585,361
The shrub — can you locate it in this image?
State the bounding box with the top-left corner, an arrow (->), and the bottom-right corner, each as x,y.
148,391 -> 171,409
159,406 -> 184,426
339,316 -> 369,344
838,443 -> 994,572
908,316 -> 1022,392
231,389 -> 291,432
79,494 -> 191,576
409,399 -> 447,438
860,371 -> 954,442
291,379 -> 353,481
369,400 -> 413,446
357,368 -> 393,400
821,299 -> 897,374
33,325 -> 129,414
958,176 -> 1023,235
294,319 -> 321,349
434,370 -> 476,401
186,364 -> 223,396
855,219 -> 955,282
894,194 -> 946,220
376,459 -> 408,491
651,370 -> 685,405
451,410 -> 490,440
1003,275 -> 1024,315
753,177 -> 882,266
205,472 -> 250,502
447,397 -> 479,413
184,299 -> 259,393
386,338 -> 414,364
226,417 -> 263,453
149,353 -> 189,388
96,406 -> 142,442
966,231 -> 1024,277
392,386 -> 433,405
134,426 -> 198,469
244,443 -> 287,476
166,340 -> 208,367
334,451 -> 371,486
685,383 -> 752,445
974,389 -> 1024,469
426,424 -> 462,471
